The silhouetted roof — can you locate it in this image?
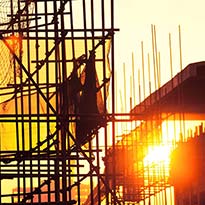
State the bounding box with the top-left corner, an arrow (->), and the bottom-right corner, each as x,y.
131,61 -> 205,120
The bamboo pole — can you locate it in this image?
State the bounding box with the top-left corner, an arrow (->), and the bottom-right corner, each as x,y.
132,52 -> 137,127
138,68 -> 141,104
147,53 -> 151,95
123,62 -> 127,112
178,24 -> 186,139
130,75 -> 132,111
169,32 -> 177,148
178,25 -> 183,71
123,63 -> 128,133
141,41 -> 146,100
132,52 -> 136,107
151,24 -> 157,91
154,25 -> 160,88
157,51 -> 161,87
169,33 -> 173,80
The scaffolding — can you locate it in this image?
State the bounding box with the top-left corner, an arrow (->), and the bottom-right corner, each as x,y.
0,1 -> 205,205
0,0 -> 119,204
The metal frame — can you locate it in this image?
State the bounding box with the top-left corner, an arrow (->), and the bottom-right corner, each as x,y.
0,0 -> 120,204
0,1 -> 202,205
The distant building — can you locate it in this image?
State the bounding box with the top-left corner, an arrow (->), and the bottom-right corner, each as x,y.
170,133 -> 205,205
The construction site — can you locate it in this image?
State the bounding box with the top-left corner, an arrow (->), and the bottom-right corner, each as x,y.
0,0 -> 205,204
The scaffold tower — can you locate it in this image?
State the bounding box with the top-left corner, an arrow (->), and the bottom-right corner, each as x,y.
1,1 -> 205,205
0,0 -> 119,204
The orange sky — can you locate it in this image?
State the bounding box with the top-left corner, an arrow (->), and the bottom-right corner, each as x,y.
1,1 -> 205,203
116,0 -> 205,66
113,0 -> 205,115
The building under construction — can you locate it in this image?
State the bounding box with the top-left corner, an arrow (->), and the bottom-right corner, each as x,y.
0,0 -> 205,204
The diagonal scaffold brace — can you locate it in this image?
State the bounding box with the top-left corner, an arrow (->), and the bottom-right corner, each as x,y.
1,31 -> 121,204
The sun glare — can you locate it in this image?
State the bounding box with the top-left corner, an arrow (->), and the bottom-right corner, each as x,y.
144,145 -> 171,165
143,119 -> 205,182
